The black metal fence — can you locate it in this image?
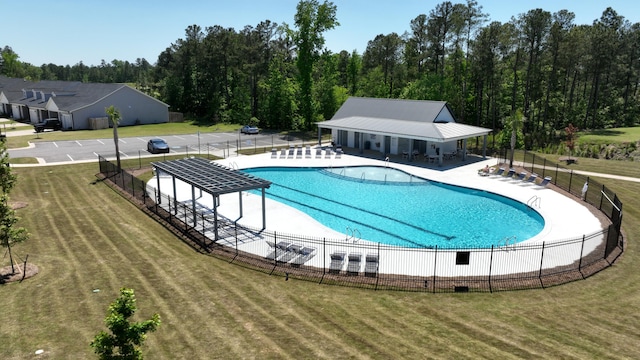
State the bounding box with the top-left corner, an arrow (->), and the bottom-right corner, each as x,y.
98,153 -> 624,293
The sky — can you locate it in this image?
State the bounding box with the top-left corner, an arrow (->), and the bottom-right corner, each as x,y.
3,0 -> 640,67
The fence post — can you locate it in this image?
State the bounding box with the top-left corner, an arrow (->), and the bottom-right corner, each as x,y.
488,245 -> 494,293
578,235 -> 586,279
538,242 -> 546,289
568,170 -> 573,195
432,245 -> 438,293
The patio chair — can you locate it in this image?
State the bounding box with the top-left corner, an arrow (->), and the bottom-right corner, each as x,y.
277,243 -> 302,263
265,241 -> 291,260
364,253 -> 379,277
538,176 -> 552,187
335,148 -> 343,159
280,148 -> 287,158
325,148 -> 333,159
290,246 -> 317,266
315,148 -> 322,158
287,146 -> 295,159
346,252 -> 362,275
271,148 -> 278,159
305,146 -> 312,158
502,168 -> 516,179
296,146 -> 303,159
490,167 -> 505,177
523,173 -> 538,184
514,171 -> 527,181
328,251 -> 346,274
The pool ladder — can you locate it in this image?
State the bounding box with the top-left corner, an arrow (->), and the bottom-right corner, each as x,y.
527,195 -> 541,208
345,226 -> 361,244
498,235 -> 517,251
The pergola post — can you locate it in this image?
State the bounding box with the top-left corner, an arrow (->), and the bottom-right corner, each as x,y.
172,177 -> 178,215
155,171 -> 161,204
213,195 -> 219,242
191,184 -> 197,225
262,188 -> 267,230
238,191 -> 244,218
317,127 -> 322,146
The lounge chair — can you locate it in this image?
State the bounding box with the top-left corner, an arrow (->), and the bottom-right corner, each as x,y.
514,171 -> 527,181
523,173 -> 538,183
290,246 -> 317,266
538,176 -> 552,187
325,148 -> 333,159
364,253 -> 379,277
490,167 -> 505,177
280,148 -> 287,159
277,243 -> 302,263
315,148 -> 322,158
346,252 -> 362,275
287,146 -> 295,159
271,148 -> 278,159
502,168 -> 516,179
265,241 -> 290,260
335,148 -> 342,159
305,146 -> 312,158
328,251 -> 346,273
296,146 -> 303,159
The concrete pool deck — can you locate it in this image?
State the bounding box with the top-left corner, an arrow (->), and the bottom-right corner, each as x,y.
149,149 -> 605,276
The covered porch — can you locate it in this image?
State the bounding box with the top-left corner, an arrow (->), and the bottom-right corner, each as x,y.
316,116 -> 492,166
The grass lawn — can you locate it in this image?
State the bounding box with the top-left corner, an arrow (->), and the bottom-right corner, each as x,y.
578,126 -> 640,144
1,156 -> 639,358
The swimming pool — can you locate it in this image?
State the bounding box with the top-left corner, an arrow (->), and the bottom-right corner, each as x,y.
244,166 -> 544,249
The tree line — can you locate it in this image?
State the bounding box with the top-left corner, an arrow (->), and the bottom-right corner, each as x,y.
2,1 -> 639,149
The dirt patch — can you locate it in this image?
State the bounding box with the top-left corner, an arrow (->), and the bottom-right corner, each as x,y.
0,263 -> 39,284
10,201 -> 28,210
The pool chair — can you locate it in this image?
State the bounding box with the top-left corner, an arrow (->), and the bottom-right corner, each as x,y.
325,148 -> 333,159
291,246 -> 317,266
335,148 -> 343,159
523,173 -> 538,184
265,241 -> 292,261
296,146 -> 303,159
328,251 -> 347,274
315,148 -> 322,158
277,243 -> 302,263
538,176 -> 552,187
514,171 -> 528,181
287,146 -> 295,159
305,146 -> 312,158
280,148 -> 287,158
271,148 -> 278,159
502,168 -> 516,179
346,252 -> 362,275
364,253 -> 379,277
490,167 -> 505,177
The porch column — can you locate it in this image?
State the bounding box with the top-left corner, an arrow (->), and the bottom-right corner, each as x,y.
462,139 -> 467,161
317,127 -> 322,146
482,134 -> 487,158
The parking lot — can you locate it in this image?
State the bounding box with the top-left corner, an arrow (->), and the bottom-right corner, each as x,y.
7,131 -> 314,164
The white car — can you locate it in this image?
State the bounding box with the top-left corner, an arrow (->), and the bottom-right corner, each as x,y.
240,125 -> 259,134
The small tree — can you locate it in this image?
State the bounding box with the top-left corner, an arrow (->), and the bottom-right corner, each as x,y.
502,109 -> 526,168
91,288 -> 161,359
565,123 -> 578,159
106,106 -> 122,172
0,139 -> 28,274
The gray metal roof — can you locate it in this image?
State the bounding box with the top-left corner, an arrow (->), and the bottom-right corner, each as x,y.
0,76 -> 167,112
151,157 -> 271,196
317,116 -> 490,143
331,97 -> 452,122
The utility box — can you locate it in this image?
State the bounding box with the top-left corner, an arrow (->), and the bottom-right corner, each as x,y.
89,117 -> 109,130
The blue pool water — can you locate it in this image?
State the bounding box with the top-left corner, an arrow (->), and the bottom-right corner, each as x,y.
244,166 -> 544,249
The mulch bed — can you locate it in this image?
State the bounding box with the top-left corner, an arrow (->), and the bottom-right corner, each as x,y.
0,263 -> 39,284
